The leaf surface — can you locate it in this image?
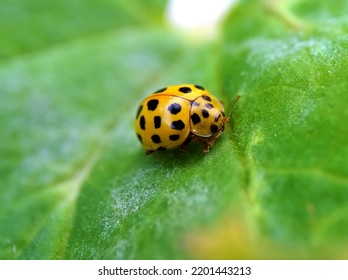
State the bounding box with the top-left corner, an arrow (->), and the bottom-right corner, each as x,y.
1,0 -> 348,259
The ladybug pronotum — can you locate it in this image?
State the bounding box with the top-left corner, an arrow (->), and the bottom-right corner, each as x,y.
135,84 -> 227,154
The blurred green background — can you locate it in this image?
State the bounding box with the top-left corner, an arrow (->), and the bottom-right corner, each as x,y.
1,0 -> 348,259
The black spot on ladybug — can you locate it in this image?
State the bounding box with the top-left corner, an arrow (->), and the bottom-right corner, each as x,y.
171,120 -> 185,130
215,114 -> 221,122
147,99 -> 159,111
194,85 -> 205,90
151,134 -> 161,144
136,105 -> 143,119
205,103 -> 214,109
140,116 -> 146,130
154,116 -> 161,128
202,95 -> 211,101
202,109 -> 209,118
192,101 -> 200,106
169,134 -> 180,141
191,113 -> 201,124
137,134 -> 142,143
179,87 -> 192,94
210,124 -> 218,133
157,146 -> 166,151
168,103 -> 182,115
154,87 -> 166,94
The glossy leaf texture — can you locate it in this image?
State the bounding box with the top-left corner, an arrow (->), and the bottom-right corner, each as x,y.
1,0 -> 347,259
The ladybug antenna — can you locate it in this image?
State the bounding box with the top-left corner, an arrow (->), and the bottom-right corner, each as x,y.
227,95 -> 241,119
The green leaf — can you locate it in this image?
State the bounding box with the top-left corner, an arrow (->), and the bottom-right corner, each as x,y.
1,0 -> 348,260
217,0 -> 348,258
0,0 -> 166,59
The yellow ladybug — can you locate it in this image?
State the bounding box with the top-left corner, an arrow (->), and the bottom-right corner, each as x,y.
135,84 -> 227,154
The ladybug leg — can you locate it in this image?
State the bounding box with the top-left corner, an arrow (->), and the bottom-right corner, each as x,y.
203,143 -> 210,153
202,139 -> 215,153
146,150 -> 154,155
179,145 -> 187,155
191,134 -> 213,154
179,137 -> 191,155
